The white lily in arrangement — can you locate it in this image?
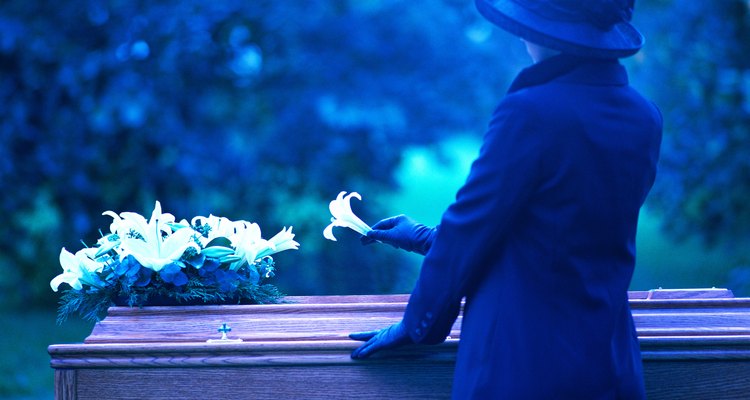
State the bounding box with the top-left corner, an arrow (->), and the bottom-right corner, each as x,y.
323,191 -> 372,241
227,221 -> 274,270
228,224 -> 299,270
103,201 -> 176,239
258,226 -> 300,259
110,201 -> 200,272
122,228 -> 199,272
50,247 -> 105,292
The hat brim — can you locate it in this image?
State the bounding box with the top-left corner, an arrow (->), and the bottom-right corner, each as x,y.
476,0 -> 644,58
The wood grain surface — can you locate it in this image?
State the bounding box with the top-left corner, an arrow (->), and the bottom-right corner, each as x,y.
48,290 -> 750,400
73,364 -> 456,400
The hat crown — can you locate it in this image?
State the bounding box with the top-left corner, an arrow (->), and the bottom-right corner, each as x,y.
514,0 -> 634,30
475,0 -> 644,58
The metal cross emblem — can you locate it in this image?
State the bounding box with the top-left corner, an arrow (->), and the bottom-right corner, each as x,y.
217,323 -> 232,340
207,322 -> 242,344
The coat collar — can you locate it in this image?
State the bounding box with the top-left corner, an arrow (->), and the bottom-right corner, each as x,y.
507,54 -> 628,94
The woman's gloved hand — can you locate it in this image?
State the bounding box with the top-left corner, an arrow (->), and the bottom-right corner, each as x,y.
360,215 -> 437,255
349,321 -> 412,359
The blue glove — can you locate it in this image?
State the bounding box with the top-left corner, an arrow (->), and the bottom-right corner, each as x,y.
360,215 -> 437,255
349,321 -> 412,359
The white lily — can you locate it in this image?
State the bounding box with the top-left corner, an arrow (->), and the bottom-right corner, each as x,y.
323,191 -> 372,241
257,226 -> 300,259
116,201 -> 200,272
228,221 -> 275,271
50,248 -> 105,292
102,202 -> 176,238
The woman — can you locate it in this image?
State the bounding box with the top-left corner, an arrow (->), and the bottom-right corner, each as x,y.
350,0 -> 662,398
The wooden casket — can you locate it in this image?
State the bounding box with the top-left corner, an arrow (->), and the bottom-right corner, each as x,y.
49,289 -> 750,399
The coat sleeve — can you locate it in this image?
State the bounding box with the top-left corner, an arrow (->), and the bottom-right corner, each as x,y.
403,94 -> 545,344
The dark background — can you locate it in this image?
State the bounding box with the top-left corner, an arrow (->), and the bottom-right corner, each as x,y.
1,1 -> 749,397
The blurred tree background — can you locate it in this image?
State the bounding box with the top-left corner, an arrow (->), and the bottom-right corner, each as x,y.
0,0 -> 749,397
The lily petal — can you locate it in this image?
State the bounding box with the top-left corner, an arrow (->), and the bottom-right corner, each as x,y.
102,210 -> 123,235
323,220 -> 340,241
160,227 -> 197,257
59,248 -> 79,272
50,272 -> 82,292
119,211 -> 150,238
76,247 -> 105,274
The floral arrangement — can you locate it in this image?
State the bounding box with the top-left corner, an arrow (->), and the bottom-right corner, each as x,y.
51,201 -> 299,323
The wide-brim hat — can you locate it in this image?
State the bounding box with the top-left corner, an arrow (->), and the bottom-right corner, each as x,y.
475,0 -> 644,58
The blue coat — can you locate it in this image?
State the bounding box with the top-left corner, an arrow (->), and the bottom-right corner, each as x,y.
402,54 -> 662,399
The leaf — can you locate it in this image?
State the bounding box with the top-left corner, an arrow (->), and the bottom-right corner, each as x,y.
167,222 -> 189,231
205,237 -> 232,248
201,246 -> 235,258
219,255 -> 242,264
